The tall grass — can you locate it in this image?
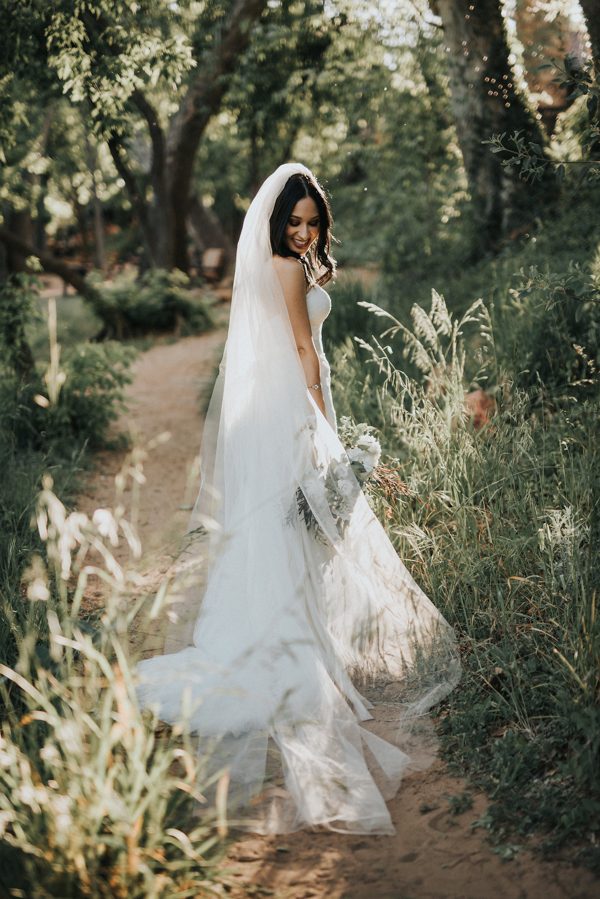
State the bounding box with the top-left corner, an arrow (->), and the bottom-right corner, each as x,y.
0,469 -> 226,898
332,287 -> 600,866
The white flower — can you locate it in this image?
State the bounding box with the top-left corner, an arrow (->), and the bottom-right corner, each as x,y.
356,434 -> 378,450
354,435 -> 381,469
28,578 -> 50,601
17,783 -> 48,809
50,794 -> 72,831
0,748 -> 15,767
0,811 -> 14,836
347,447 -> 364,465
40,743 -> 61,764
337,478 -> 356,499
332,462 -> 350,481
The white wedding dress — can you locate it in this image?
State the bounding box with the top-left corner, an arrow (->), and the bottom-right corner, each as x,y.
136,269 -> 460,835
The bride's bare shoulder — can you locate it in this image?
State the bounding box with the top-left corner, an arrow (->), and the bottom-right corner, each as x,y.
273,254 -> 302,272
273,255 -> 305,290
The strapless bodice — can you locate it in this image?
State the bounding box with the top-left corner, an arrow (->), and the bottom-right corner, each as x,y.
306,283 -> 331,333
305,283 -> 336,432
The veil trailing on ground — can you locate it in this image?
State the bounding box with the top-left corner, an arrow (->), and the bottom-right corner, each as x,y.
135,163 -> 461,834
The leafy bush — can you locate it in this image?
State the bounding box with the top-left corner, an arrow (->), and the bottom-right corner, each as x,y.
334,291 -> 600,866
0,343 -> 134,453
495,265 -> 600,400
1,288 -> 135,673
0,274 -> 38,376
88,269 -> 215,339
47,342 -> 135,449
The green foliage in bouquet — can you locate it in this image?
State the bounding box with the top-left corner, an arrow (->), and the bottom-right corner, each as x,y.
288,420 -> 382,544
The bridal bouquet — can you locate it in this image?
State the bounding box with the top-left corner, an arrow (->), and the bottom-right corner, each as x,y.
289,420 -> 382,543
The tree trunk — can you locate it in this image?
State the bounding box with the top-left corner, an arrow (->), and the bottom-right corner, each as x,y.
130,90 -> 172,269
4,210 -> 35,273
106,0 -> 268,273
166,0 -> 269,272
0,226 -> 102,304
432,0 -> 556,252
515,0 -> 586,136
84,133 -> 106,272
579,0 -> 600,158
91,190 -> 106,272
188,194 -> 236,270
579,0 -> 600,71
72,191 -> 90,261
108,135 -> 158,265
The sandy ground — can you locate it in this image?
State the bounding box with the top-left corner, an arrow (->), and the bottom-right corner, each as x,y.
77,328 -> 598,899
76,326 -> 226,634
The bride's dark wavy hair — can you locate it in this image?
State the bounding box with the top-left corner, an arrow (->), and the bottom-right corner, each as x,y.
269,173 -> 336,286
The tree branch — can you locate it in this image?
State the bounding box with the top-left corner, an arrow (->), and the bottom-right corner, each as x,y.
167,0 -> 269,200
0,225 -> 102,302
130,89 -> 166,192
166,0 -> 269,270
107,134 -> 156,260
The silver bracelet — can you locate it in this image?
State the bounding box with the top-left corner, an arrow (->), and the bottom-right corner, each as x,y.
309,383 -> 321,391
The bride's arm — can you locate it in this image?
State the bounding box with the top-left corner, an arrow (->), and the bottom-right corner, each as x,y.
273,256 -> 326,417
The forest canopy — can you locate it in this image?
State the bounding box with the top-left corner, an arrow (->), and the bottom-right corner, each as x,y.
1,0 -> 597,286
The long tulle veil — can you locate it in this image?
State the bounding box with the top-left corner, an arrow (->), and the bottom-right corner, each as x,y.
136,163 -> 461,834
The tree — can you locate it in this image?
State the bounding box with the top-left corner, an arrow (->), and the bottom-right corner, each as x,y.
46,0 -> 269,272
431,0 -> 556,251
0,0 -> 270,277
579,0 -> 600,71
515,0 -> 586,135
577,0 -> 600,157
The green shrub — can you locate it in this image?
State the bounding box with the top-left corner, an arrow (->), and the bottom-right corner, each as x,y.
0,343 -> 134,454
0,274 -> 39,382
46,341 -> 135,450
1,287 -> 136,673
494,265 -> 600,400
88,269 -> 215,339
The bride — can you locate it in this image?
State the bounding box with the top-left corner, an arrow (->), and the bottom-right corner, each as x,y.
135,162 -> 460,835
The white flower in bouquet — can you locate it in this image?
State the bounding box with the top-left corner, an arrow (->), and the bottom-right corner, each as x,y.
332,461 -> 350,480
288,421 -> 383,542
336,476 -> 357,499
356,434 -> 381,467
347,435 -> 381,479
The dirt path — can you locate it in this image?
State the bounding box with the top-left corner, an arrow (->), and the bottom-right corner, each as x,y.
77,327 -> 226,634
79,331 -> 597,899
225,761 -> 597,899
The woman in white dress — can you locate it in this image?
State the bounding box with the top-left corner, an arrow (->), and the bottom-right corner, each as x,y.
135,163 -> 460,835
